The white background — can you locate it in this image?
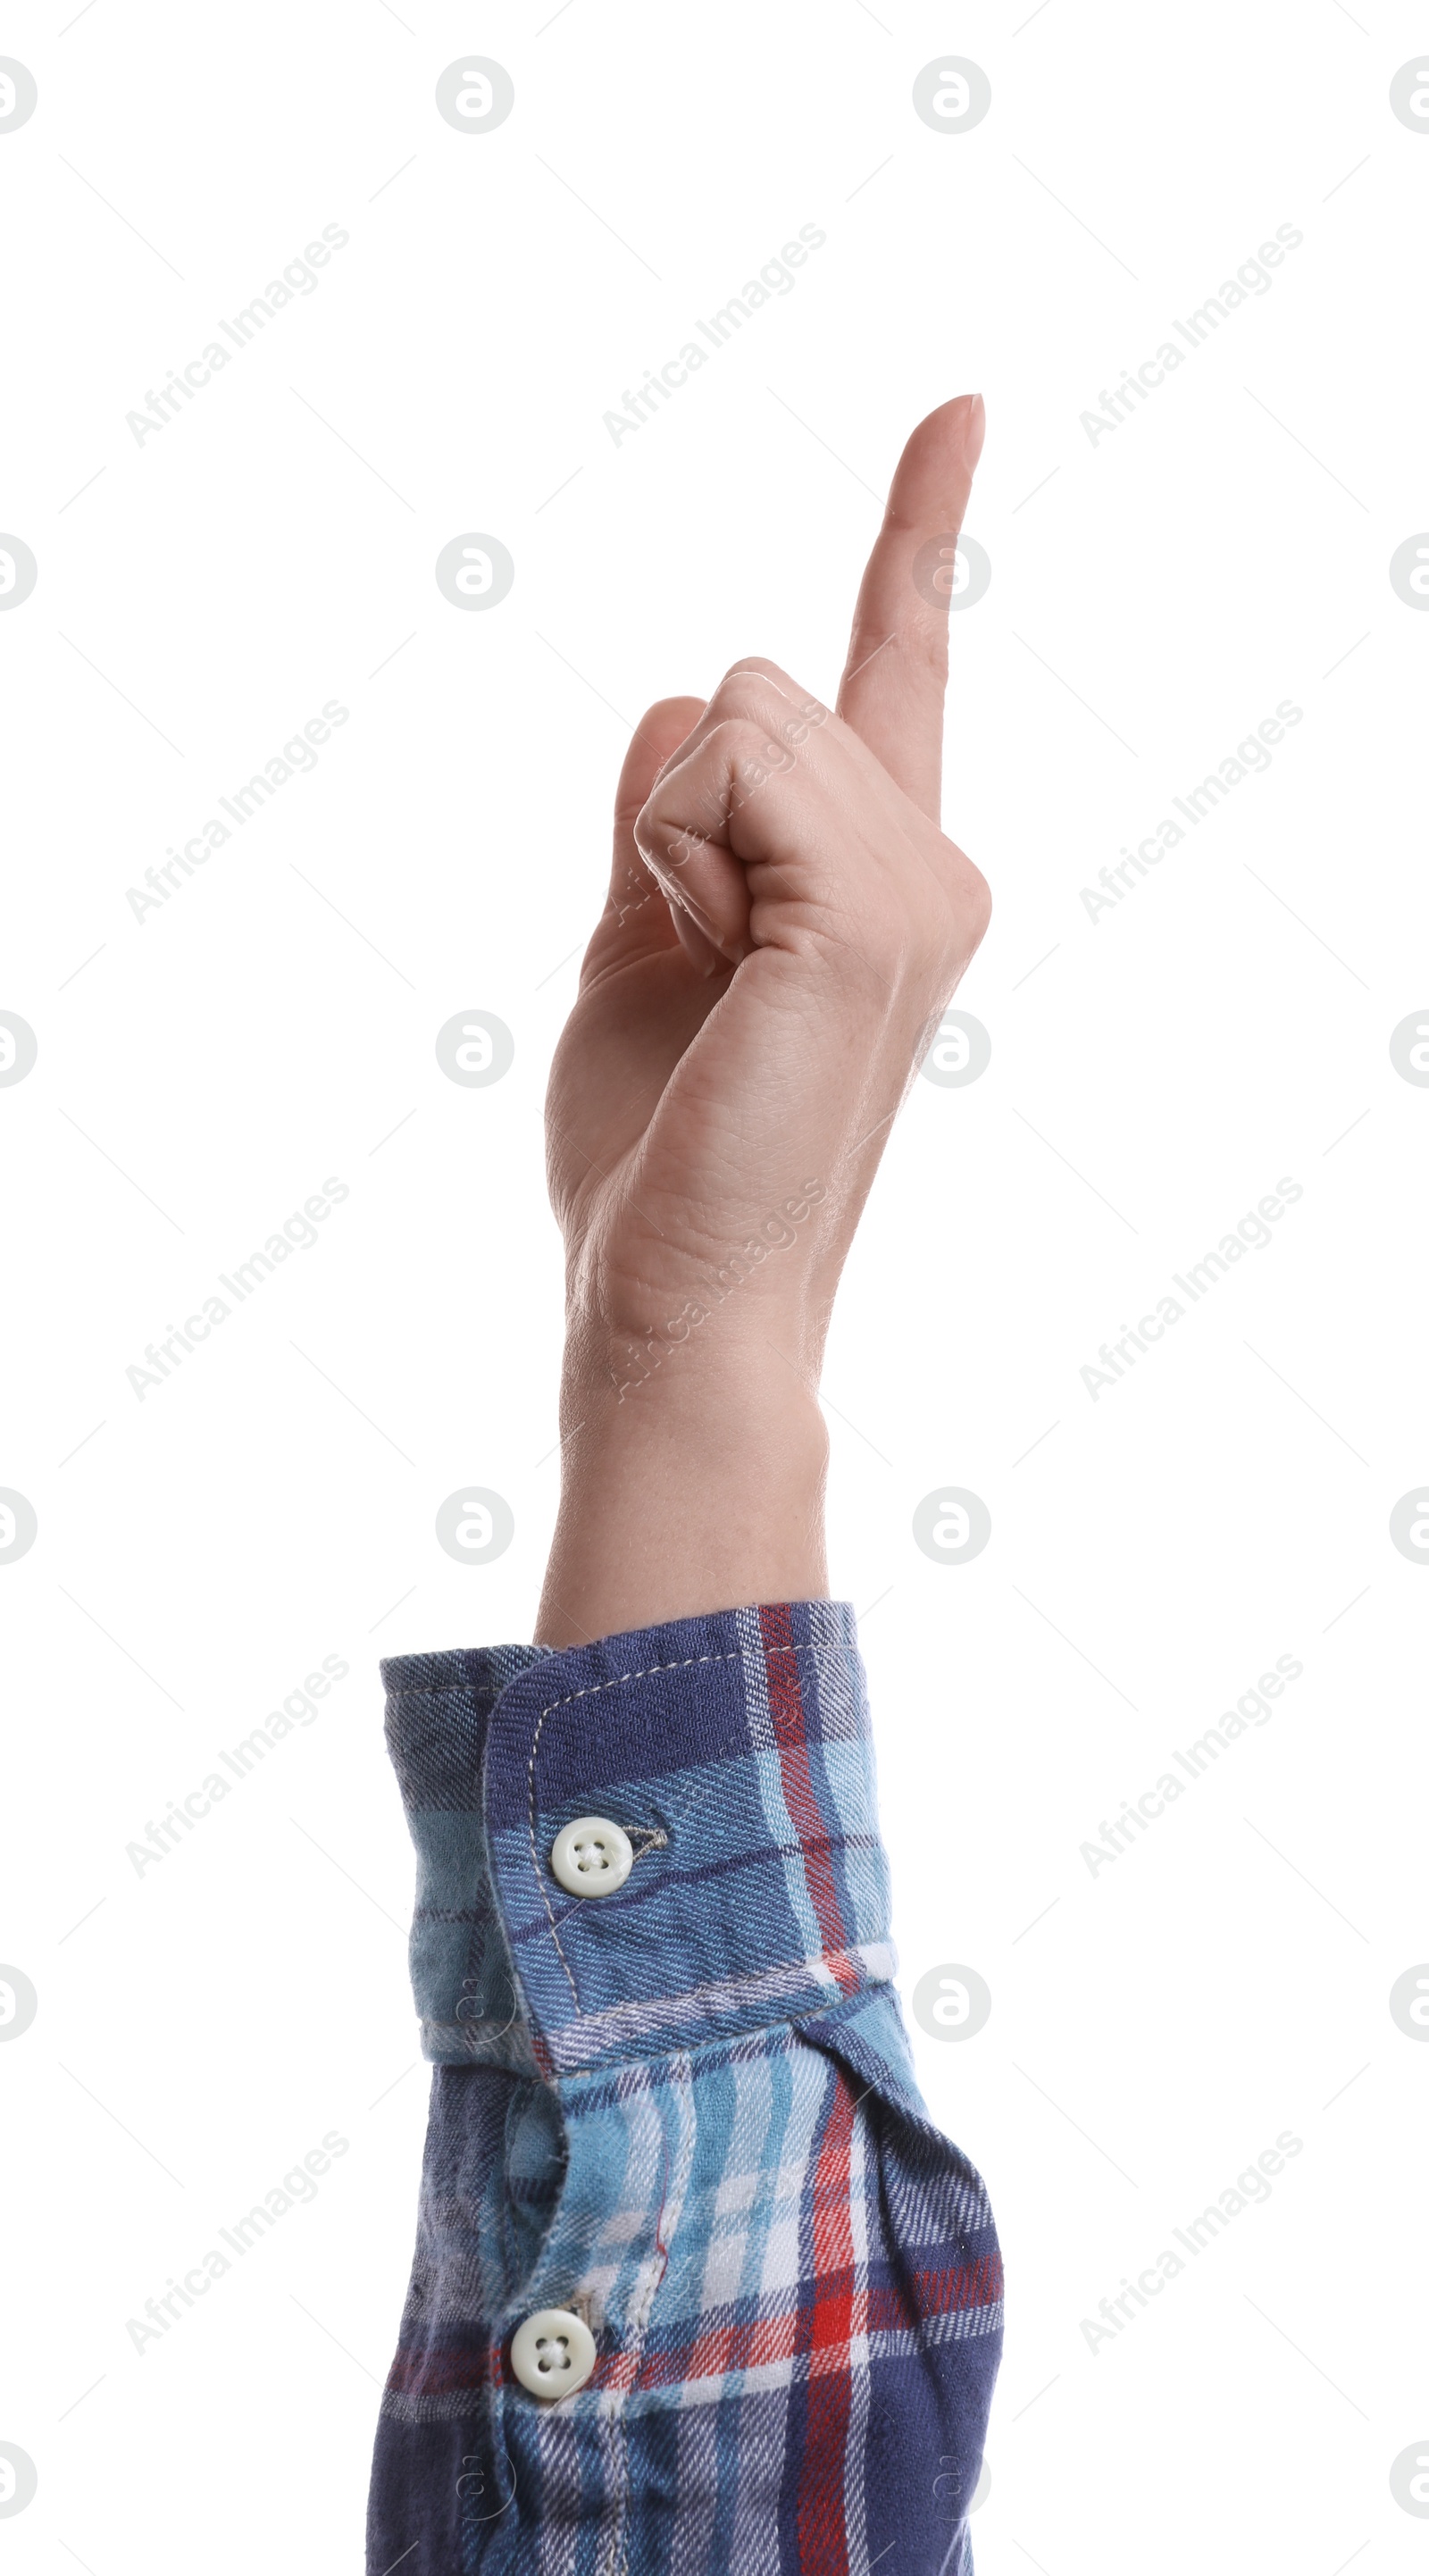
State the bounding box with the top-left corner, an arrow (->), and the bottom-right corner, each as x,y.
3,2 -> 1427,2568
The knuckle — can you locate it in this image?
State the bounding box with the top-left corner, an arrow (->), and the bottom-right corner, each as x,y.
709,673 -> 774,727
955,856 -> 992,944
633,786 -> 690,857
703,713 -> 756,753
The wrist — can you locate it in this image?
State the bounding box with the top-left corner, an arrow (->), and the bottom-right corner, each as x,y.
535,1337 -> 829,1649
559,1294 -> 827,1416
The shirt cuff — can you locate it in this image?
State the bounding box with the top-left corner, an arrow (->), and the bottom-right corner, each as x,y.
381,1599 -> 895,2078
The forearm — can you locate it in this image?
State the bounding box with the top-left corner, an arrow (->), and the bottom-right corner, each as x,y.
535,1335 -> 829,1646
372,398 -> 999,2570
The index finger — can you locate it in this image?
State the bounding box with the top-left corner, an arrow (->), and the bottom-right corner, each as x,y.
835,393 -> 984,823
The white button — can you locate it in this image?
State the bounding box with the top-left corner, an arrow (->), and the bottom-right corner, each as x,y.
549,1815 -> 633,1897
510,2306 -> 597,2400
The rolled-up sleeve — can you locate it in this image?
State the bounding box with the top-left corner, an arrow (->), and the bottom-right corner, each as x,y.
368,1599 -> 1002,2575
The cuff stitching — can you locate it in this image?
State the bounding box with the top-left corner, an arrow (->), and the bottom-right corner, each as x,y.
521,1640 -> 858,2026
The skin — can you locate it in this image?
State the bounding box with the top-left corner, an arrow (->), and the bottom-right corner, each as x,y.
536,394 -> 991,1647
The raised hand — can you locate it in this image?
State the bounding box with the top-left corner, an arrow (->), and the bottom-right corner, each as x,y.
539,396 -> 990,1643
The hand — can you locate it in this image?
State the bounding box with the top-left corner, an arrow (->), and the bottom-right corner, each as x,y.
538,396 -> 990,1644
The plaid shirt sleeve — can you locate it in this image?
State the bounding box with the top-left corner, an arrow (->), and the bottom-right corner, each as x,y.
367,1599 -> 1002,2576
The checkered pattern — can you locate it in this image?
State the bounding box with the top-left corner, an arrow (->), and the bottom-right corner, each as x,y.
368,1600 -> 1002,2573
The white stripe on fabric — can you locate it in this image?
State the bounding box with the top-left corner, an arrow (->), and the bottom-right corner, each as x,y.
727,2381 -> 792,2575
533,2408 -> 582,2576
667,2395 -> 722,2576
801,1602 -> 865,1740
756,2039 -> 829,2307
600,2052 -> 697,2575
577,2085 -> 664,2333
693,2051 -> 774,2319
593,2409 -> 625,2576
842,2089 -> 873,2573
544,1940 -> 897,2070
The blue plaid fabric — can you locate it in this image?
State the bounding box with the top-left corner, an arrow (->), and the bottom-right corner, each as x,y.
368,1599 -> 1002,2573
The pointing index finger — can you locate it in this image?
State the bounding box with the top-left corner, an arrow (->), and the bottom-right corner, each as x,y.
835,393 -> 985,823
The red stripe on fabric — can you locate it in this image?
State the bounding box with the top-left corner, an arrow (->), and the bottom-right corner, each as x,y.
639,2305 -> 804,2389
912,2253 -> 1006,2317
631,2255 -> 1005,2388
392,2250 -> 1006,2402
391,2283 -> 1011,2406
758,1602 -> 857,1996
796,2071 -> 857,2576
